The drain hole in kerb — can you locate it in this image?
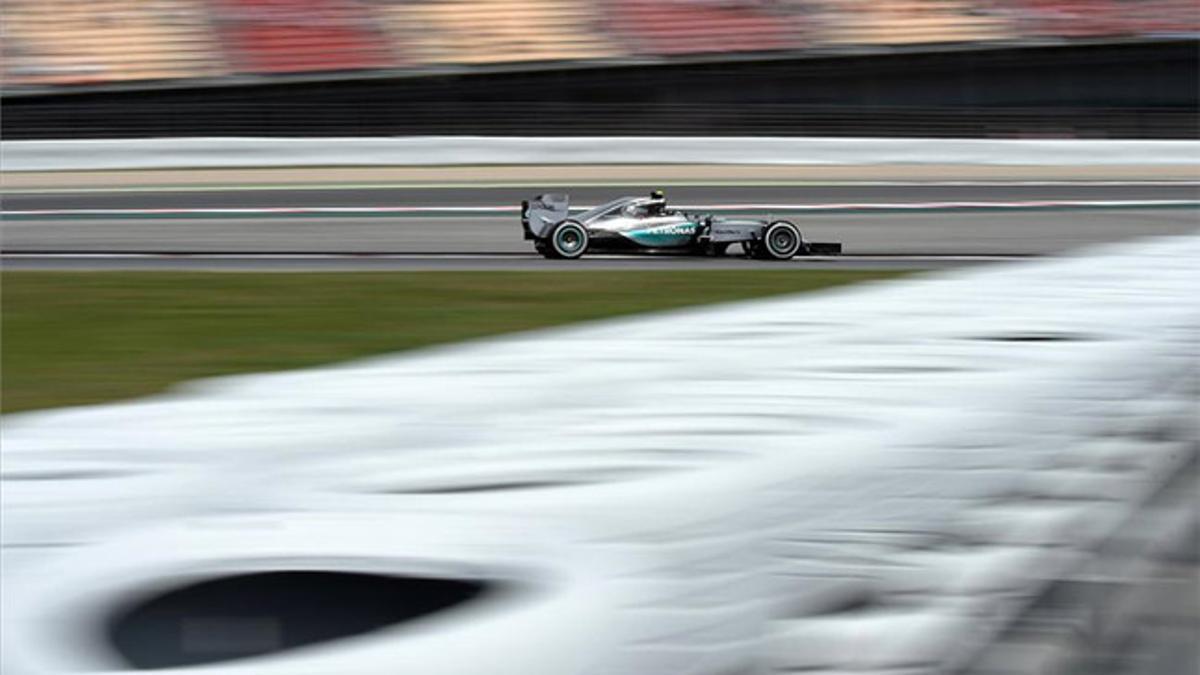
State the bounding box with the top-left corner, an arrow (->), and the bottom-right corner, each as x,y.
378,465 -> 687,494
107,571 -> 490,669
395,479 -> 585,494
974,332 -> 1093,343
2,469 -> 140,481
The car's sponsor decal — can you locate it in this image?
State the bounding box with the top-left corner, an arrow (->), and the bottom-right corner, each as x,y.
640,224 -> 697,236
622,222 -> 699,246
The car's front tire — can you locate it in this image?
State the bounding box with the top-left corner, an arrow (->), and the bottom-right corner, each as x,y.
757,221 -> 806,260
544,221 -> 589,260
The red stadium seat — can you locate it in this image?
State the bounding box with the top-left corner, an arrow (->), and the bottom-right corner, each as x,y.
208,0 -> 399,74
605,0 -> 804,55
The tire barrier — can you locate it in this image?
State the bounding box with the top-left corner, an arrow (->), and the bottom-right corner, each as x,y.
2,233 -> 1197,674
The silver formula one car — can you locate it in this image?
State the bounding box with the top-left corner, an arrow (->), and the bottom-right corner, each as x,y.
522,191 -> 841,260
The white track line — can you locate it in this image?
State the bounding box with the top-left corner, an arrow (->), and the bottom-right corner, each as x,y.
6,199 -> 1198,218
0,253 -> 1024,262
4,180 -> 1199,194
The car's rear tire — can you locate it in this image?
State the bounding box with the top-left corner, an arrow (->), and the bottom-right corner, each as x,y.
545,221 -> 589,260
758,221 -> 805,260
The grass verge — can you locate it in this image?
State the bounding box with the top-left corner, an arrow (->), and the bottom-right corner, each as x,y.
2,270 -> 910,412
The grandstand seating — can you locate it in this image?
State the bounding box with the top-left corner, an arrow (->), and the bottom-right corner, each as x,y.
604,0 -> 803,55
208,0 -> 398,73
817,0 -> 1013,45
386,0 -> 616,64
2,0 -> 1196,89
3,0 -> 225,85
1009,0 -> 1144,37
1009,0 -> 1200,37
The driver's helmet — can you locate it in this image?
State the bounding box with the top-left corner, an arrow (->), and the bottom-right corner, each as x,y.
647,190 -> 667,215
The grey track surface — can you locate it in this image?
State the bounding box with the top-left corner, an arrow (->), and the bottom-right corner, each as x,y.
5,210 -> 1195,255
0,254 -> 1009,271
3,185 -> 1198,270
6,183 -> 1199,210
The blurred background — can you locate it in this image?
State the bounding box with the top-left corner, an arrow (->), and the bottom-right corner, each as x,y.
2,0 -> 1198,138
2,2 -> 1198,675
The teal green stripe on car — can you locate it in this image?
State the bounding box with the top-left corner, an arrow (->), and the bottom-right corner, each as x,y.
623,222 -> 700,247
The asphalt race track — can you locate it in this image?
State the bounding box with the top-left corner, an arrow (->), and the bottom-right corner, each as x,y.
1,254 -> 1023,272
9,183 -> 1200,210
4,183 -> 1197,270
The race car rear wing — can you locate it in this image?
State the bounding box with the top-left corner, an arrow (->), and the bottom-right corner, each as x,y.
521,193 -> 569,240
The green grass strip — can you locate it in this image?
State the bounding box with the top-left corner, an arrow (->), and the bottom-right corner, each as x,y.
2,270 -> 909,412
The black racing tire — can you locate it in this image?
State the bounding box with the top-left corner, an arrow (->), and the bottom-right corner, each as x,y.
758,221 -> 806,260
545,221 -> 589,260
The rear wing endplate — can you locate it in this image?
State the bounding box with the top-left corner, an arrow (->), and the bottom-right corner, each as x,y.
521,193 -> 570,240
